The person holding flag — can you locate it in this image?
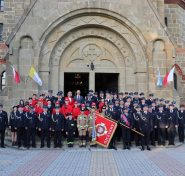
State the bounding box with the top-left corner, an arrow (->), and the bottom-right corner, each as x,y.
87,102 -> 97,146
77,104 -> 87,147
106,102 -> 118,150
120,107 -> 133,150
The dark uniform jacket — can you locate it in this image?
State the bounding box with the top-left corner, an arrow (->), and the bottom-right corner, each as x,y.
66,119 -> 75,133
52,113 -> 65,131
133,112 -> 141,129
106,108 -> 119,121
16,111 -> 26,128
156,111 -> 167,128
120,113 -> 133,128
39,113 -> 51,130
178,110 -> 185,127
0,110 -> 8,130
25,112 -> 38,129
9,111 -> 18,128
138,112 -> 152,132
167,110 -> 178,128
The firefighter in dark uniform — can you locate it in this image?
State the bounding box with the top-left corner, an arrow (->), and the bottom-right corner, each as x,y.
17,105 -> 27,148
120,107 -> 133,150
155,104 -> 167,146
133,105 -> 141,146
146,93 -> 154,106
177,105 -> 185,143
9,106 -> 18,146
139,105 -> 151,151
0,104 -> 8,148
114,99 -> 121,141
66,113 -> 76,147
46,90 -> 56,106
148,105 -> 156,146
25,106 -> 38,148
38,106 -> 51,148
56,91 -> 65,107
51,106 -> 65,148
106,102 -> 118,150
167,104 -> 178,145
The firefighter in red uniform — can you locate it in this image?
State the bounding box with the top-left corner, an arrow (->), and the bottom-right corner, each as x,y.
35,101 -> 44,115
31,94 -> 38,107
60,98 -> 73,118
23,102 -> 30,113
72,101 -> 80,120
66,91 -> 75,107
72,101 -> 80,137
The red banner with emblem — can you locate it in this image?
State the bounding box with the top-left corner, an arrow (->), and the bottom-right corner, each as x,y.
94,113 -> 117,148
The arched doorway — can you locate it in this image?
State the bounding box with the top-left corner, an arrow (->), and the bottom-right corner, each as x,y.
39,10 -> 148,95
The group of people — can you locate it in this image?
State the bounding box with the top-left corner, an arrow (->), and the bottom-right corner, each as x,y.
0,89 -> 184,151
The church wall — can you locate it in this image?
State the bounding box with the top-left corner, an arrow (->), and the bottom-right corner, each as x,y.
165,3 -> 185,102
0,0 -> 180,110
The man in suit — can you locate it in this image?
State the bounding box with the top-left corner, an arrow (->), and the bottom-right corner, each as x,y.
74,90 -> 84,104
0,104 -> 8,148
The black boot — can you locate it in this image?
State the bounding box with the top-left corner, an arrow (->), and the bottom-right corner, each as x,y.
147,146 -> 151,151
141,146 -> 145,151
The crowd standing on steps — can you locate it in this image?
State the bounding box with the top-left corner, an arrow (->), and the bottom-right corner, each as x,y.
0,89 -> 184,151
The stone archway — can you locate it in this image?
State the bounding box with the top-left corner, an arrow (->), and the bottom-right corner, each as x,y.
50,27 -> 138,93
39,10 -> 148,94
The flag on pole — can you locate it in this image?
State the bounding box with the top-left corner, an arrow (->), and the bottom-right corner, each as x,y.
29,66 -> 42,86
157,68 -> 163,87
95,113 -> 117,148
163,66 -> 175,86
11,65 -> 20,84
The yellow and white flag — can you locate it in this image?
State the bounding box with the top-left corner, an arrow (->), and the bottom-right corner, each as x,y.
29,66 -> 42,86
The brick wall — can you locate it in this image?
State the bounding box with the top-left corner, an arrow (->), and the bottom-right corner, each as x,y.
165,4 -> 185,99
0,0 -> 31,59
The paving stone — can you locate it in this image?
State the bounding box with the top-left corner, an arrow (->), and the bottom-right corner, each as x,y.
0,145 -> 184,176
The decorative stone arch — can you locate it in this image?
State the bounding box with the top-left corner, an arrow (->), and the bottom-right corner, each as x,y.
39,8 -> 148,93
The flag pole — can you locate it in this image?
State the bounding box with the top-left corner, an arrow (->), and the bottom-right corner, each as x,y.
95,112 -> 144,136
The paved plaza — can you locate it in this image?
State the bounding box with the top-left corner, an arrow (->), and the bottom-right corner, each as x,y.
0,144 -> 185,176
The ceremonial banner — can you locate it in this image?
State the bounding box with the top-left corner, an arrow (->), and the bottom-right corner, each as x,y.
95,113 -> 117,148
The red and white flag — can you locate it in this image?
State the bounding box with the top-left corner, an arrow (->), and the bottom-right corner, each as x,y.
11,66 -> 20,84
163,66 -> 175,86
95,113 -> 117,148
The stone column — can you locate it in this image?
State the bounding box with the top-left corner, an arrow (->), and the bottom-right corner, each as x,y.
89,71 -> 95,91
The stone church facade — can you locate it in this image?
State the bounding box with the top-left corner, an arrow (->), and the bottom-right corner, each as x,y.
0,0 -> 185,109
